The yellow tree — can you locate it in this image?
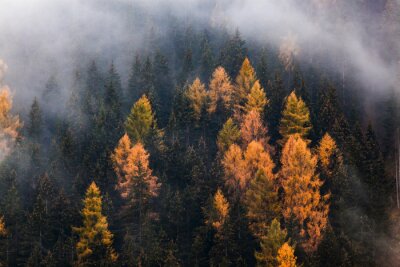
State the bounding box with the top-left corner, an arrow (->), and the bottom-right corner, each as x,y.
280,135 -> 329,253
279,91 -> 311,145
276,242 -> 297,267
0,216 -> 6,236
0,61 -> 22,160
234,57 -> 257,107
125,95 -> 156,143
204,188 -> 231,265
208,67 -> 234,113
240,110 -> 268,147
185,77 -> 208,121
205,188 -> 230,231
244,80 -> 268,114
317,132 -> 341,177
73,182 -> 117,266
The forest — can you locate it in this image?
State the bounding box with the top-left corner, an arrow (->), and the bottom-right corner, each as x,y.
0,0 -> 399,266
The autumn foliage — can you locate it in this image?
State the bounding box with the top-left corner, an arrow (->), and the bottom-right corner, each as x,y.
111,133 -> 160,200
280,135 -> 329,253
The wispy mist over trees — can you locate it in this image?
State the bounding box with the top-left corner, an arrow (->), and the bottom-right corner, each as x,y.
0,0 -> 399,266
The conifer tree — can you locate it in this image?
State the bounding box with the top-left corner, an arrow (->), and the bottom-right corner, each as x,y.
222,144 -> 248,196
240,110 -> 269,147
125,95 -> 156,144
127,54 -> 143,105
103,63 -> 123,146
217,118 -> 241,153
255,219 -> 287,267
208,67 -> 234,114
276,242 -> 297,267
111,134 -> 160,253
0,216 -> 5,236
222,141 -> 273,199
28,97 -> 42,140
219,29 -> 247,78
200,31 -> 214,82
280,135 -> 329,253
73,182 -> 117,266
153,51 -> 173,126
204,188 -> 233,266
234,57 -> 257,108
245,170 -> 279,239
363,123 -> 390,223
0,87 -> 22,160
266,72 -> 286,143
245,80 -> 268,114
257,48 -> 270,88
205,188 -> 230,231
185,78 -> 208,121
279,91 -> 311,145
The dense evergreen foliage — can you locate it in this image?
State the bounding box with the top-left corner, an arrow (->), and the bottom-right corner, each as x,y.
0,6 -> 399,266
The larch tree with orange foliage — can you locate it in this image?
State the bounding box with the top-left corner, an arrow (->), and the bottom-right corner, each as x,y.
208,67 -> 234,114
277,242 -> 297,267
280,135 -> 329,254
222,140 -> 274,200
221,144 -> 248,198
0,60 -> 21,160
111,134 -> 160,248
240,110 -> 269,147
0,216 -> 6,237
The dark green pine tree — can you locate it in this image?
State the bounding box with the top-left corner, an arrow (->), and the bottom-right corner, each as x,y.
363,123 -> 391,225
256,47 -> 269,89
127,54 -> 144,108
200,31 -> 214,83
103,63 -> 123,147
317,83 -> 341,136
0,171 -> 23,267
141,57 -> 158,110
153,51 -> 174,126
179,48 -> 194,85
28,97 -> 42,141
84,61 -> 104,117
27,174 -> 58,256
266,72 -> 286,143
219,29 -> 247,78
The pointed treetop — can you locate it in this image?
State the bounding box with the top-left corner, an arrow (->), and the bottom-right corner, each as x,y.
185,77 -> 208,121
279,91 -> 311,145
208,66 -> 234,113
217,118 -> 241,153
318,133 -> 337,171
245,80 -> 268,114
125,94 -> 156,144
